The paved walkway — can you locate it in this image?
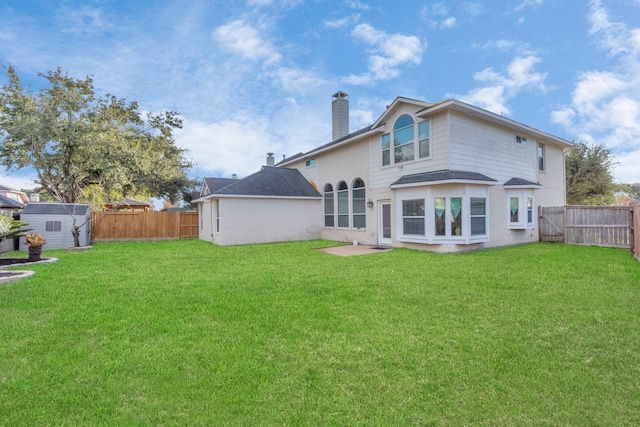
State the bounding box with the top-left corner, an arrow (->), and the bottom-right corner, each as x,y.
318,244 -> 392,257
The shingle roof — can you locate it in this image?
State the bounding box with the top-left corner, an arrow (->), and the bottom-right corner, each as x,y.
504,177 -> 542,187
21,203 -> 90,215
203,177 -> 237,195
391,170 -> 498,187
212,167 -> 321,198
0,194 -> 23,209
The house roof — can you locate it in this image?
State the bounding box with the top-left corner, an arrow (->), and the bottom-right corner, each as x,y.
278,96 -> 573,167
196,167 -> 321,201
202,177 -> 237,195
21,203 -> 90,215
0,194 -> 23,209
390,170 -> 498,188
215,167 -> 321,197
504,177 -> 542,188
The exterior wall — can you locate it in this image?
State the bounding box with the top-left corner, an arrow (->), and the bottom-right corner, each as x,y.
198,201 -> 214,243
485,186 -> 539,248
215,197 -> 321,246
448,111 -> 537,183
370,109 -> 449,189
536,143 -> 567,207
19,213 -> 91,250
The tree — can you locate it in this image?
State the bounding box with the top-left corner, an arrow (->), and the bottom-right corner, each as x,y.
565,141 -> 617,205
0,65 -> 193,206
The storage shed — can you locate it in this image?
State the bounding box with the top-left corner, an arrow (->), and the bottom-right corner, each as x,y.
19,203 -> 91,250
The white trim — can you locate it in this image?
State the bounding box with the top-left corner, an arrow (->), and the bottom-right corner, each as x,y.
391,179 -> 497,189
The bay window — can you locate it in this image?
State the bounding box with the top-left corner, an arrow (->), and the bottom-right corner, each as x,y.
403,199 -> 425,236
507,190 -> 535,229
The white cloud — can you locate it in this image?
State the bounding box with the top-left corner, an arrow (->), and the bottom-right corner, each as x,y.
324,14 -> 360,29
420,4 -> 457,29
512,0 -> 545,13
551,0 -> 640,182
344,23 -> 424,85
213,20 -> 282,65
346,0 -> 371,11
450,55 -> 547,115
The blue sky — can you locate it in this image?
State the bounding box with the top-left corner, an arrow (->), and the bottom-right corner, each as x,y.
1,0 -> 639,193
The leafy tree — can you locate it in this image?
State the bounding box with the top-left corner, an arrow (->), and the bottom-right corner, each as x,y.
0,65 -> 193,206
565,141 -> 617,205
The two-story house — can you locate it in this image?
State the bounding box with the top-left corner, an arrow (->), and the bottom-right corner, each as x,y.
196,92 -> 572,252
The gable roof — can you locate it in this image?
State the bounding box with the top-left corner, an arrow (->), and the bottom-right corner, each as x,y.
0,194 -> 23,209
278,96 -> 573,167
196,167 -> 321,201
390,170 -> 498,188
21,203 -> 90,215
202,177 -> 237,196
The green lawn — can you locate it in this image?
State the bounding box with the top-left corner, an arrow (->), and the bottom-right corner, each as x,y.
1,240 -> 639,426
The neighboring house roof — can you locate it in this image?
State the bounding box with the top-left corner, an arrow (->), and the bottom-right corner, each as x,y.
0,194 -> 23,209
21,203 -> 90,215
196,167 -> 321,201
0,184 -> 30,204
390,170 -> 498,188
504,177 -> 542,188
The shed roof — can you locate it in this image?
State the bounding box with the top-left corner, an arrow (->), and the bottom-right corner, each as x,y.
21,203 -> 90,215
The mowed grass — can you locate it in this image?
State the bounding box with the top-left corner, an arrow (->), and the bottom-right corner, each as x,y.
1,240 -> 639,426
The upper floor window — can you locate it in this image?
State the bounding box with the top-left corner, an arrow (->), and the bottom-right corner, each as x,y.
419,121 -> 430,158
382,115 -> 430,166
515,135 -> 527,146
537,143 -> 545,171
382,134 -> 391,166
394,115 -> 415,163
323,184 -> 334,227
337,181 -> 349,228
306,158 -> 316,167
352,179 -> 366,229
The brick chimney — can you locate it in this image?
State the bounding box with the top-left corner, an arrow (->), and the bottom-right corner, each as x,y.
332,91 -> 349,141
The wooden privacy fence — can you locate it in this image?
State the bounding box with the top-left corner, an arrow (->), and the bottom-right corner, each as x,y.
633,205 -> 639,261
91,211 -> 198,242
539,205 -> 632,248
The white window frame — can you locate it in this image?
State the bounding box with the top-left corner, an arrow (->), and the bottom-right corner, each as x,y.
395,185 -> 489,245
507,190 -> 535,229
305,158 -> 316,167
323,184 -> 335,228
337,181 -> 349,229
537,142 -> 545,172
515,135 -> 528,147
352,179 -> 366,230
381,115 -> 431,167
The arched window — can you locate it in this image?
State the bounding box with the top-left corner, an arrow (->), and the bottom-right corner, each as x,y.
337,181 -> 349,228
323,184 -> 334,227
352,178 -> 366,229
394,114 -> 415,163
